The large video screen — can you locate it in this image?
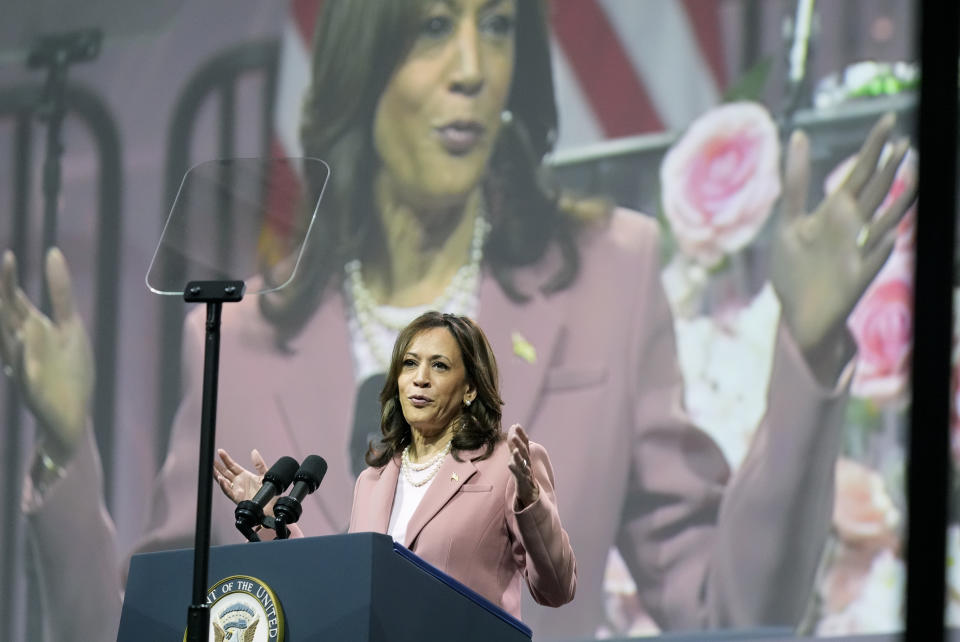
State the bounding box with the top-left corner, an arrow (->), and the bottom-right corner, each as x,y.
0,1 -> 929,640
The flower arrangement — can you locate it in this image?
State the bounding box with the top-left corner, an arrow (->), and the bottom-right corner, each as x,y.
601,92 -> 944,636
659,101 -> 784,468
656,102 -> 923,635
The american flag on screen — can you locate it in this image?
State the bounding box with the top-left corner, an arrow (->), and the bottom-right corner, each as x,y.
272,0 -> 727,157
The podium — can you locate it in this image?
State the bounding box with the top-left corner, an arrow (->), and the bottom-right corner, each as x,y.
118,532 -> 532,641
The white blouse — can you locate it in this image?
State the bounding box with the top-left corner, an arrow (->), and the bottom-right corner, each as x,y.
386,471 -> 435,545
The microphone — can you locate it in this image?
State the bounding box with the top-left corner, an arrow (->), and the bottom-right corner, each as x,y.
235,456 -> 299,542
274,455 -> 328,537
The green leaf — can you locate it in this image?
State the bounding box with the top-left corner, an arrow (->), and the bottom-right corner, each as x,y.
841,397 -> 883,457
723,56 -> 773,103
654,201 -> 676,265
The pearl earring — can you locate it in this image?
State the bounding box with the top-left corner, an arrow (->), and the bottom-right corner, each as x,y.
464,399 -> 472,407
500,109 -> 513,125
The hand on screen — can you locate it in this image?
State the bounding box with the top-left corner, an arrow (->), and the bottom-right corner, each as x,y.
507,424 -> 540,510
0,248 -> 93,466
215,447 -> 269,507
770,113 -> 916,384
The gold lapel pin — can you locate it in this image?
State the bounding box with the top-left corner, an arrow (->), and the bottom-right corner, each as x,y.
450,472 -> 459,482
511,331 -> 536,364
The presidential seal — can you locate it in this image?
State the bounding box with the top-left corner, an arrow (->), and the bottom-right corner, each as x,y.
184,575 -> 285,642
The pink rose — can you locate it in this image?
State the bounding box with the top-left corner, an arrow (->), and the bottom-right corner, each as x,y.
847,249 -> 914,403
830,149 -> 916,404
660,102 -> 781,267
833,458 -> 901,551
820,459 -> 901,621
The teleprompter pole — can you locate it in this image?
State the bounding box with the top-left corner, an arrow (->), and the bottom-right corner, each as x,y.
183,280 -> 244,642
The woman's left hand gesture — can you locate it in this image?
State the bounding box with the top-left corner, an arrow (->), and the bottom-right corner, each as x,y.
770,113 -> 916,385
214,448 -> 269,506
508,424 -> 540,509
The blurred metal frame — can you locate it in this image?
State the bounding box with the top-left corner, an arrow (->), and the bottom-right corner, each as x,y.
0,80 -> 121,642
904,1 -> 958,640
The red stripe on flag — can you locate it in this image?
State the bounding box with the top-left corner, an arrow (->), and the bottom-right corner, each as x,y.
264,139 -> 300,239
269,137 -> 288,161
291,0 -> 324,46
680,0 -> 727,90
551,0 -> 664,136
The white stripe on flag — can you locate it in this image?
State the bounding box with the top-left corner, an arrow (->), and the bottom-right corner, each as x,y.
550,35 -> 607,151
275,17 -> 311,158
598,0 -> 721,132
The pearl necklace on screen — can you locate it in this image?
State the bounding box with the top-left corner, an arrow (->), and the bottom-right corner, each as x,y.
401,440 -> 452,487
344,212 -> 490,369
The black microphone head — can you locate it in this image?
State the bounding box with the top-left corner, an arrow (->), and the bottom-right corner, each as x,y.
263,456 -> 300,492
295,455 -> 328,492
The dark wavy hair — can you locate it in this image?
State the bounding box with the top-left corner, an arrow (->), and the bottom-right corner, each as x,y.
366,312 -> 504,468
259,0 -> 583,342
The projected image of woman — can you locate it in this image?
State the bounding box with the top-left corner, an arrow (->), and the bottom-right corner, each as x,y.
0,0 -> 915,639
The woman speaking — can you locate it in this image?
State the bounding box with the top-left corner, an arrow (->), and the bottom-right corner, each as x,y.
217,311 -> 577,618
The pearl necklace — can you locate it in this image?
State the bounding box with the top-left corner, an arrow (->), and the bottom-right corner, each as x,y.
345,213 -> 490,368
401,440 -> 452,487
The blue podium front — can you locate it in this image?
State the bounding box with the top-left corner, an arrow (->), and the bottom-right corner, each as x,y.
118,532 -> 531,641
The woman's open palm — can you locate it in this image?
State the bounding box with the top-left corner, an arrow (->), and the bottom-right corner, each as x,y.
0,248 -> 93,462
771,114 -> 916,381
214,448 -> 269,506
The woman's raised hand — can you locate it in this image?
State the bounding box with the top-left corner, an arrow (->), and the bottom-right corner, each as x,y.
0,248 -> 93,466
215,448 -> 306,539
770,113 -> 917,384
507,424 -> 540,509
214,448 -> 269,507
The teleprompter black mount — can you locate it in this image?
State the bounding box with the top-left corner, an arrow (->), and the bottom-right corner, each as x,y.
182,280 -> 245,642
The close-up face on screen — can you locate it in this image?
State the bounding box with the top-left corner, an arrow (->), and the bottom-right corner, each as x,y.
0,1 -> 946,641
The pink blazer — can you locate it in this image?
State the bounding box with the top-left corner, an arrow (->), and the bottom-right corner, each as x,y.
25,210 -> 846,639
348,439 -> 577,619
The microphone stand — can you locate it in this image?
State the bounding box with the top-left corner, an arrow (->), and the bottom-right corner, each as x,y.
270,516 -> 291,540
182,280 -> 244,642
26,29 -> 102,309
